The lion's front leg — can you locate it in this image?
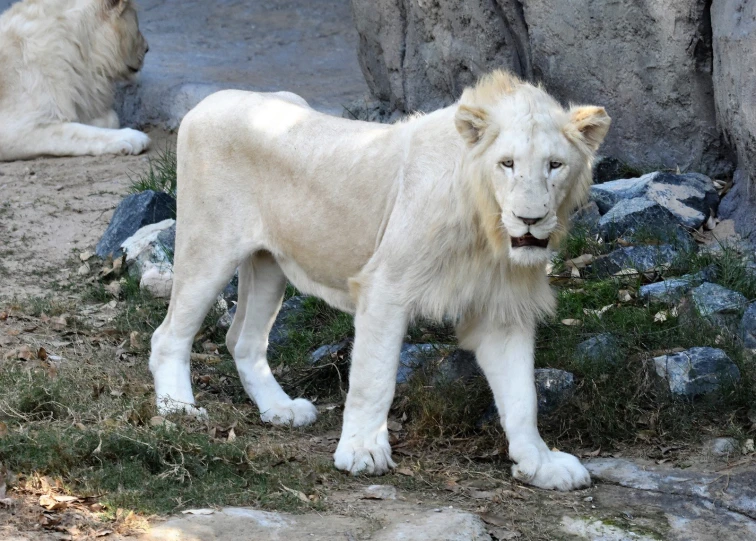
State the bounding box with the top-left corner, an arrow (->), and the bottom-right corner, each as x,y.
469,321 -> 590,491
334,280 -> 408,475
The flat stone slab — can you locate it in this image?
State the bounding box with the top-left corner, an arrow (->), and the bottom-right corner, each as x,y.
587,458 -> 756,519
691,282 -> 747,317
653,347 -> 740,396
141,505 -> 491,541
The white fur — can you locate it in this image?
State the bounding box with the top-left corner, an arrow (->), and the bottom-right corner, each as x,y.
0,0 -> 150,161
149,72 -> 610,491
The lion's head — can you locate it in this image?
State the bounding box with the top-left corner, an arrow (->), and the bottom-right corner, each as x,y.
455,71 -> 610,267
92,0 -> 149,81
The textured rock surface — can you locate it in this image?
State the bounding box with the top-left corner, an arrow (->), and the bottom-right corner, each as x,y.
639,271 -> 710,304
593,245 -> 679,276
351,0 -> 731,175
713,0 -> 756,225
591,172 -> 719,229
268,296 -> 308,351
704,437 -> 738,457
109,0 -> 370,129
576,334 -> 621,365
534,368 -> 574,414
598,198 -> 692,245
397,343 -> 452,384
141,505 -> 492,541
121,219 -> 175,279
653,347 -> 740,395
569,201 -> 601,234
95,191 -> 176,258
691,282 -> 747,317
742,302 -> 756,348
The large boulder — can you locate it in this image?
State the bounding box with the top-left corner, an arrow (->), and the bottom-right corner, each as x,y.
592,245 -> 680,276
712,0 -> 756,235
96,190 -> 176,258
653,347 -> 740,396
350,0 -> 732,175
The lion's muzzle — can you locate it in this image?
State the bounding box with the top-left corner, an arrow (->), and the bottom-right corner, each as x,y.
510,234 -> 549,249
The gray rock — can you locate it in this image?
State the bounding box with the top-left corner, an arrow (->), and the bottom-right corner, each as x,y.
534,368 -> 575,414
120,219 -> 175,280
691,282 -> 747,318
591,172 -> 719,229
351,0 -> 732,176
586,458 -> 756,519
341,97 -> 400,124
156,223 -> 175,257
717,169 -> 756,239
639,270 -> 712,305
597,197 -> 694,246
713,1 -> 756,233
432,349 -> 481,383
704,437 -> 738,458
222,273 -> 239,307
653,347 -> 740,396
371,508 -> 491,541
95,190 -> 176,258
576,334 -> 621,365
309,340 -> 351,365
216,305 -> 236,331
569,201 -> 601,234
397,343 -> 452,384
742,302 -> 756,349
268,296 -> 308,350
592,245 -> 679,276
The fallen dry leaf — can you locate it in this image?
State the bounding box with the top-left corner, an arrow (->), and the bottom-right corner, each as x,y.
281,484 -> 311,504
566,254 -> 594,269
395,467 -> 414,477
0,311 -> 7,321
583,304 -> 613,318
561,319 -> 582,327
618,289 -> 633,302
17,345 -> 35,361
0,423 -> 6,437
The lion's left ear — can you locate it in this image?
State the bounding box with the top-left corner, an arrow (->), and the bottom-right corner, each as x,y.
565,106 -> 611,152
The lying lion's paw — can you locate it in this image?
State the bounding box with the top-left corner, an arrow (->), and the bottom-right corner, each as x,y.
260,398 -> 317,427
334,434 -> 395,475
103,128 -> 151,155
511,443 -> 590,491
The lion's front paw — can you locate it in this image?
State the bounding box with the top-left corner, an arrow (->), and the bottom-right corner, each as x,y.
260,398 -> 317,427
103,128 -> 151,155
156,396 -> 208,420
510,442 -> 590,491
334,432 -> 395,475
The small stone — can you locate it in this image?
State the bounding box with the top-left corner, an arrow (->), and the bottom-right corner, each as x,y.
576,334 -> 621,365
691,282 -> 746,318
362,485 -> 397,500
140,267 -> 173,298
639,271 -> 710,305
216,305 -> 236,330
653,347 -> 740,396
397,343 -> 451,383
121,219 -> 175,280
77,263 -> 90,276
534,368 -> 575,414
95,190 -> 176,258
308,340 -> 351,365
704,437 -> 738,457
592,245 -> 679,276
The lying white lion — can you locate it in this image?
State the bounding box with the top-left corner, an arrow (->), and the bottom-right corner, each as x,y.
149,71 -> 610,491
0,0 -> 150,161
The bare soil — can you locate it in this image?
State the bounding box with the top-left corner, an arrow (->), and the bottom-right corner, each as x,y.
0,130 -> 176,300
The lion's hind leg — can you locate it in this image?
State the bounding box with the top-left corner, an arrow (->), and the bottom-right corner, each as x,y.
226,252 -> 317,427
149,237 -> 240,418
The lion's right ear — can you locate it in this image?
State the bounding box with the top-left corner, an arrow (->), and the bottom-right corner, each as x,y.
455,104 -> 489,146
104,0 -> 129,14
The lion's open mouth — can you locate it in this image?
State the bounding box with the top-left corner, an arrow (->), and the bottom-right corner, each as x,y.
511,233 -> 549,249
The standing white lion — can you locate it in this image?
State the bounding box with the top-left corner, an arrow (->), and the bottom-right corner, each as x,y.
0,0 -> 150,161
149,71 -> 610,491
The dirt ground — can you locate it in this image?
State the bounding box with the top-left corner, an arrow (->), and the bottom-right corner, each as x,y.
0,130 -> 176,301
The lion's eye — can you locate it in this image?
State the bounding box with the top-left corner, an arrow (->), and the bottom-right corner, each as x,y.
500,159 -> 514,169
550,161 -> 563,170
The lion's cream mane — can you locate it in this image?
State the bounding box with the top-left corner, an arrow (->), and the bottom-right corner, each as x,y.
0,0 -> 138,126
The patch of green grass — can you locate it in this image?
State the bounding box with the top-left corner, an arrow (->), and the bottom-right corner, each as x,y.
128,146 -> 177,198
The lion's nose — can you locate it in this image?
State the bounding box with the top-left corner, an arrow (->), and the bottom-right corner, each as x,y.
517,215 -> 546,226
